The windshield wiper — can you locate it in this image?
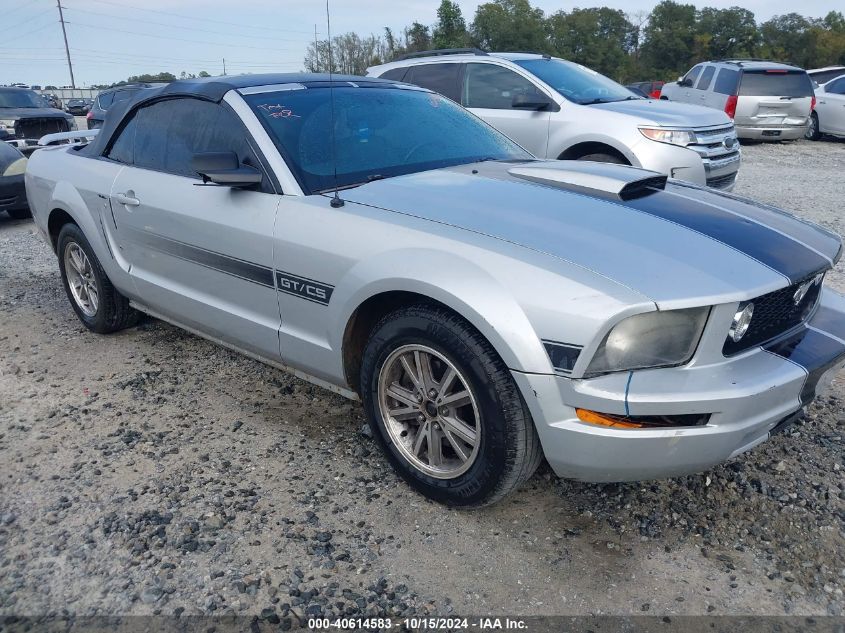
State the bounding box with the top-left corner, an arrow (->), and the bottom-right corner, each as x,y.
318,174 -> 387,194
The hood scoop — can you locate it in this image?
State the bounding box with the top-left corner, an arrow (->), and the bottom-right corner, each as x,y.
507,162 -> 667,201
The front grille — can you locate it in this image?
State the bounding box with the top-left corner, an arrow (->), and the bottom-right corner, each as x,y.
723,274 -> 824,355
706,172 -> 738,189
14,117 -> 68,140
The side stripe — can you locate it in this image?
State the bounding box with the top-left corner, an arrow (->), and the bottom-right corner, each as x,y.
136,230 -> 275,288
626,189 -> 831,284
764,328 -> 845,403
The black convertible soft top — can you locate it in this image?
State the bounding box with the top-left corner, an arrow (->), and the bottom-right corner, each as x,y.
82,73 -> 396,156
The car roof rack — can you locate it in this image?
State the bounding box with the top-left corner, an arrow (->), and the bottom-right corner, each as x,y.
503,50 -> 552,59
716,58 -> 797,67
397,48 -> 488,61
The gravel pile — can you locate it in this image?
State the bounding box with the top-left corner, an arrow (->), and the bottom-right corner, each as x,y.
1,139 -> 843,620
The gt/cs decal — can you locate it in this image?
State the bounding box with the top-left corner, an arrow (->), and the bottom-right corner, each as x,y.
275,271 -> 334,306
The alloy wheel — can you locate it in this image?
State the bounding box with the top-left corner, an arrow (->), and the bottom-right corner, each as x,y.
64,242 -> 99,317
377,344 -> 481,479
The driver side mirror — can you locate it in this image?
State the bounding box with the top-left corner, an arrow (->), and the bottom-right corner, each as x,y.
512,93 -> 552,110
192,151 -> 262,188
678,77 -> 692,87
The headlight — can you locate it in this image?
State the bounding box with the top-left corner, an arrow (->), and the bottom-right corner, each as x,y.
639,127 -> 696,147
0,118 -> 16,132
585,307 -> 709,376
2,157 -> 27,177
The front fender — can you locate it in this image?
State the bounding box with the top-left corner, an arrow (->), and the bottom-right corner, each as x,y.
329,247 -> 552,375
552,132 -> 641,167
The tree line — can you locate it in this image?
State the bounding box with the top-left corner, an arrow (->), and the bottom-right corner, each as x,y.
303,0 -> 845,82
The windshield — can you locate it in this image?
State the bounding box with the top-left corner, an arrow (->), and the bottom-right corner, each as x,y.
0,89 -> 47,109
738,70 -> 814,97
244,86 -> 530,194
514,58 -> 638,105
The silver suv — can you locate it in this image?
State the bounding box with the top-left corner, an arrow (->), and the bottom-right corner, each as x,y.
661,60 -> 815,141
368,50 -> 740,190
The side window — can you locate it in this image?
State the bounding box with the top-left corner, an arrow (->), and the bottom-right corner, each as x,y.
696,66 -> 716,90
713,68 -> 740,95
112,90 -> 133,104
131,99 -> 259,178
463,63 -> 543,110
105,115 -> 138,164
826,77 -> 845,95
683,65 -> 703,87
404,63 -> 460,101
97,92 -> 114,109
379,67 -> 408,82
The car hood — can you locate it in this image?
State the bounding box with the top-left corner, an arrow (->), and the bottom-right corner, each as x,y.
590,99 -> 731,128
341,160 -> 840,307
0,107 -> 70,119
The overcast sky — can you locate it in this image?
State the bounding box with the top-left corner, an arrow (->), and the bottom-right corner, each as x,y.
1,0 -> 841,88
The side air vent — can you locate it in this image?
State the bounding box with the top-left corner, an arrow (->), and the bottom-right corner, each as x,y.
508,163 -> 666,200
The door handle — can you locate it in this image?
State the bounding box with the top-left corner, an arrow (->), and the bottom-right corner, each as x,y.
114,192 -> 140,207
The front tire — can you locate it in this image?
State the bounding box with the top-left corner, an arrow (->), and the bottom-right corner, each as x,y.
360,304 -> 543,507
57,223 -> 139,333
805,112 -> 821,141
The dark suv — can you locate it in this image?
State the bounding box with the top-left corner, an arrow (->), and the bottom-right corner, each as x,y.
87,83 -> 166,129
0,87 -> 76,145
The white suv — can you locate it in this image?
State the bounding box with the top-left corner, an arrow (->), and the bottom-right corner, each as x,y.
368,50 -> 740,190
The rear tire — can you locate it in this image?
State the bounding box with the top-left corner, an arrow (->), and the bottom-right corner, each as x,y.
805,112 -> 821,141
6,207 -> 31,220
57,223 -> 139,334
360,303 -> 543,507
577,152 -> 626,164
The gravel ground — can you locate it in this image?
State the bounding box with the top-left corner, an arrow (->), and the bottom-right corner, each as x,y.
1,139 -> 844,626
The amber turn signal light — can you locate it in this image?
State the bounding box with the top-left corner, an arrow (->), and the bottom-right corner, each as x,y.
575,408 -> 644,429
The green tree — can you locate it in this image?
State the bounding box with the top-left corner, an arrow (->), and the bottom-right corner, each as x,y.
432,0 -> 470,49
404,21 -> 432,53
695,7 -> 759,60
548,8 -> 635,80
640,0 -> 697,78
124,72 -> 176,84
198,71 -> 211,78
759,13 -> 816,67
471,0 -> 547,52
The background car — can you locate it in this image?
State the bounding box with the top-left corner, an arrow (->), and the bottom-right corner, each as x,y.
0,141 -> 29,219
369,50 -> 740,190
806,74 -> 845,140
87,83 -> 165,129
42,93 -> 62,110
808,66 -> 845,86
661,60 -> 815,141
66,98 -> 93,116
0,87 -> 76,145
626,80 -> 665,99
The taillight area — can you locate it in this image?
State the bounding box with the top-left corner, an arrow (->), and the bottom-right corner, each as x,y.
725,94 -> 738,118
86,111 -> 93,120
811,96 -> 816,111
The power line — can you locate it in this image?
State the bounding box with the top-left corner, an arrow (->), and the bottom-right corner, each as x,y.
78,0 -> 321,35
62,5 -> 316,42
68,21 -> 305,53
0,21 -> 56,46
0,7 -> 55,35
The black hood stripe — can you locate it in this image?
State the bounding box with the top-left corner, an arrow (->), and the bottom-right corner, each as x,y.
624,189 -> 831,284
764,327 -> 845,403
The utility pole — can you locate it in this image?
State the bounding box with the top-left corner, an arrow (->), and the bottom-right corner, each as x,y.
56,0 -> 75,88
314,25 -> 319,70
222,58 -> 226,75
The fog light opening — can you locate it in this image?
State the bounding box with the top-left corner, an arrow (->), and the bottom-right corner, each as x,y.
575,408 -> 710,429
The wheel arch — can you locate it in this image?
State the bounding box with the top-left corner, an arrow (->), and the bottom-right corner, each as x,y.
333,259 -> 552,395
557,141 -> 631,164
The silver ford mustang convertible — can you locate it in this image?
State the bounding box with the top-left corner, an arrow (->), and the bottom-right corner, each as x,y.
25,74 -> 845,507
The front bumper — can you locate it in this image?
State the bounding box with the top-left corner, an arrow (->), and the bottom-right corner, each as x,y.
632,134 -> 740,192
0,174 -> 27,212
514,288 -> 845,482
